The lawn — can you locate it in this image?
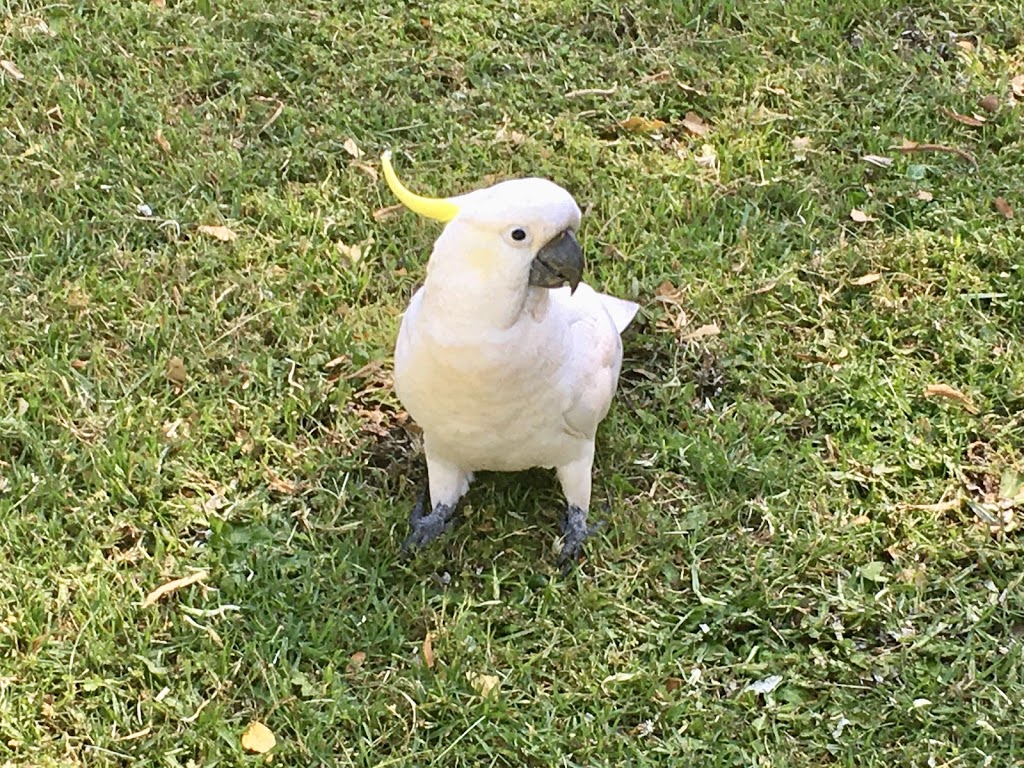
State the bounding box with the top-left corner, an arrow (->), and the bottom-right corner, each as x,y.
2,0 -> 1024,765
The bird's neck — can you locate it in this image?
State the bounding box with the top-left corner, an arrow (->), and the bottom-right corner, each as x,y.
420,251 -> 541,333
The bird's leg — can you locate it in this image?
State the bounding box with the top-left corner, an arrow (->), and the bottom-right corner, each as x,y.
555,449 -> 603,570
402,451 -> 470,553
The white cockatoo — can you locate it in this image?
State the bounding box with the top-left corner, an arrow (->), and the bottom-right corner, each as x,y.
382,151 -> 638,566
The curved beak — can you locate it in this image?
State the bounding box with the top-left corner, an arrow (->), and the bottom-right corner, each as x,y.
529,230 -> 584,294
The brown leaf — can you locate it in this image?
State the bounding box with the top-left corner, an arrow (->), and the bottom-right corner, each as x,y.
347,651 -> 367,672
994,197 -> 1014,219
342,137 -> 363,159
851,272 -> 881,286
151,0 -> 166,7
240,722 -> 276,754
373,203 -> 403,221
640,69 -> 672,84
681,111 -> 710,137
1,60 -> 25,81
862,154 -> 893,168
422,632 -> 435,669
142,570 -> 208,608
468,672 -> 500,698
978,94 -> 1000,113
664,677 -> 684,692
266,470 -> 299,495
849,209 -> 875,223
681,323 -> 720,341
847,515 -> 871,526
923,383 -> 979,414
619,116 -> 667,134
1011,74 -> 1024,98
166,356 -> 187,386
751,279 -> 778,295
940,107 -> 986,127
915,190 -> 934,201
154,130 -> 171,155
198,224 -> 237,242
351,162 -> 378,181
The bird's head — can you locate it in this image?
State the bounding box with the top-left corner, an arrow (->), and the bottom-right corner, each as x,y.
382,151 -> 584,294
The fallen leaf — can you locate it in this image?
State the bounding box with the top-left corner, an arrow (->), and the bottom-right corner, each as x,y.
994,197 -> 1014,219
347,651 -> 367,672
640,69 -> 672,84
495,125 -> 526,145
151,0 -> 166,7
198,224 -> 237,242
849,209 -> 875,223
469,673 -> 500,698
751,278 -> 778,295
619,116 -> 667,134
422,632 -> 435,669
979,94 -> 1000,113
681,323 -> 720,341
266,471 -> 299,495
923,383 -> 979,414
351,162 -> 378,181
955,39 -> 974,53
372,203 -> 403,221
1,60 -> 25,81
862,154 -> 893,168
743,675 -> 783,695
915,190 -> 934,201
851,272 -> 881,286
847,515 -> 871,526
664,677 -> 684,692
142,570 -> 208,608
681,111 -> 710,137
342,137 -> 363,159
1011,74 -> 1024,98
240,722 -> 276,754
166,356 -> 187,386
941,107 -> 986,127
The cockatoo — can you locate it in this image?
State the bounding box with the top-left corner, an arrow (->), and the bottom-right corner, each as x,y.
382,151 -> 638,566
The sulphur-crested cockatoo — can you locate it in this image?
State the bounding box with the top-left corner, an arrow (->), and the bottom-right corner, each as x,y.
382,151 -> 638,566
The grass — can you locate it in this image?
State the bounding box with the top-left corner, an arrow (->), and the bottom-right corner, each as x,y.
2,0 -> 1024,765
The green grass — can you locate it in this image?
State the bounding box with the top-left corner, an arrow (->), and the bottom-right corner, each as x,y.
2,0 -> 1024,765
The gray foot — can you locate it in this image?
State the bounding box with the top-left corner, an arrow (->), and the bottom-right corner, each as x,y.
402,492 -> 456,553
557,504 -> 604,572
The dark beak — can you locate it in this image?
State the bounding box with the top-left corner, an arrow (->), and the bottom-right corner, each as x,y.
529,230 -> 584,294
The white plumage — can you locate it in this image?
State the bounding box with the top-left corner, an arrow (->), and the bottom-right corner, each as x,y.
382,154 -> 638,564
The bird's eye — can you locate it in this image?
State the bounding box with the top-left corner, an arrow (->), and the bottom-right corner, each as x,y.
511,228 -> 527,242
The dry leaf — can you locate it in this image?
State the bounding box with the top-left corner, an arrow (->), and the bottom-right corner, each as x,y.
915,190 -> 934,201
664,677 -> 684,692
343,138 -> 363,159
151,0 -> 166,7
469,673 -> 500,698
619,116 -> 667,134
241,722 -> 276,754
1,60 -> 25,81
681,323 -> 720,341
166,356 -> 187,386
347,651 -> 367,672
862,154 -> 893,168
495,124 -> 527,144
351,162 -> 378,181
852,272 -> 881,286
142,570 -> 208,608
373,203 -> 403,221
850,209 -> 875,223
681,111 -> 710,137
979,95 -> 1000,113
847,515 -> 871,526
923,383 -> 979,414
422,633 -> 435,669
198,224 -> 237,242
941,107 -> 986,127
154,130 -> 171,154
640,69 -> 672,84
994,197 -> 1014,219
266,471 -> 299,495
1010,75 -> 1024,98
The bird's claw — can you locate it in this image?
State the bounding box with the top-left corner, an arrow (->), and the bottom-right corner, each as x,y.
557,504 -> 605,574
402,494 -> 456,554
